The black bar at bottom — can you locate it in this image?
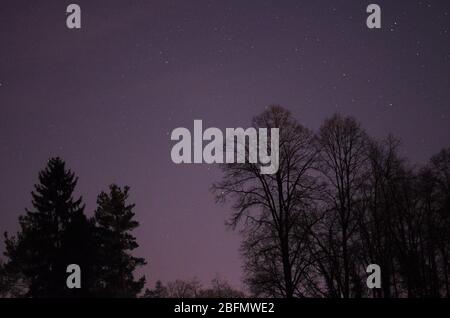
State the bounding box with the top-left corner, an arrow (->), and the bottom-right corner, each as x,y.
0,298 -> 447,316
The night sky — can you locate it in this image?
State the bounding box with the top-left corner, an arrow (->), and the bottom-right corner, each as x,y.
1,0 -> 449,290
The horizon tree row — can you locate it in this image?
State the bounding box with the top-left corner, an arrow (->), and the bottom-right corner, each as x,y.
1,106 -> 448,298
213,105 -> 450,298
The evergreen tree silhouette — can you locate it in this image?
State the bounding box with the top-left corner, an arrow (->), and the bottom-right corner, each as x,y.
4,157 -> 95,297
94,184 -> 146,297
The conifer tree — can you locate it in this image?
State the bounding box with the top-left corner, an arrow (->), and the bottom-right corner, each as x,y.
94,184 -> 146,297
4,157 -> 95,297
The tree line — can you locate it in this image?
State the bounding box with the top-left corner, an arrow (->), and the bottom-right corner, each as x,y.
213,105 -> 450,298
144,277 -> 244,298
1,106 -> 449,298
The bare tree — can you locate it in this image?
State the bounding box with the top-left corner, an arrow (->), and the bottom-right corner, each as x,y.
313,114 -> 370,298
423,148 -> 450,296
166,278 -> 202,298
199,276 -> 246,298
144,277 -> 244,298
357,136 -> 405,297
213,106 -> 321,297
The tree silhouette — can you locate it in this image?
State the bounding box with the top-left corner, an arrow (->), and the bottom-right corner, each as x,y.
356,143 -> 450,297
3,157 -> 95,297
94,184 -> 146,297
357,136 -> 405,298
199,276 -> 246,298
213,106 -> 321,297
144,280 -> 168,298
313,114 -> 370,298
427,148 -> 450,296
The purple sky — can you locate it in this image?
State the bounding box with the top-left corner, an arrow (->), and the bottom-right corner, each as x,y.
1,0 -> 449,291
